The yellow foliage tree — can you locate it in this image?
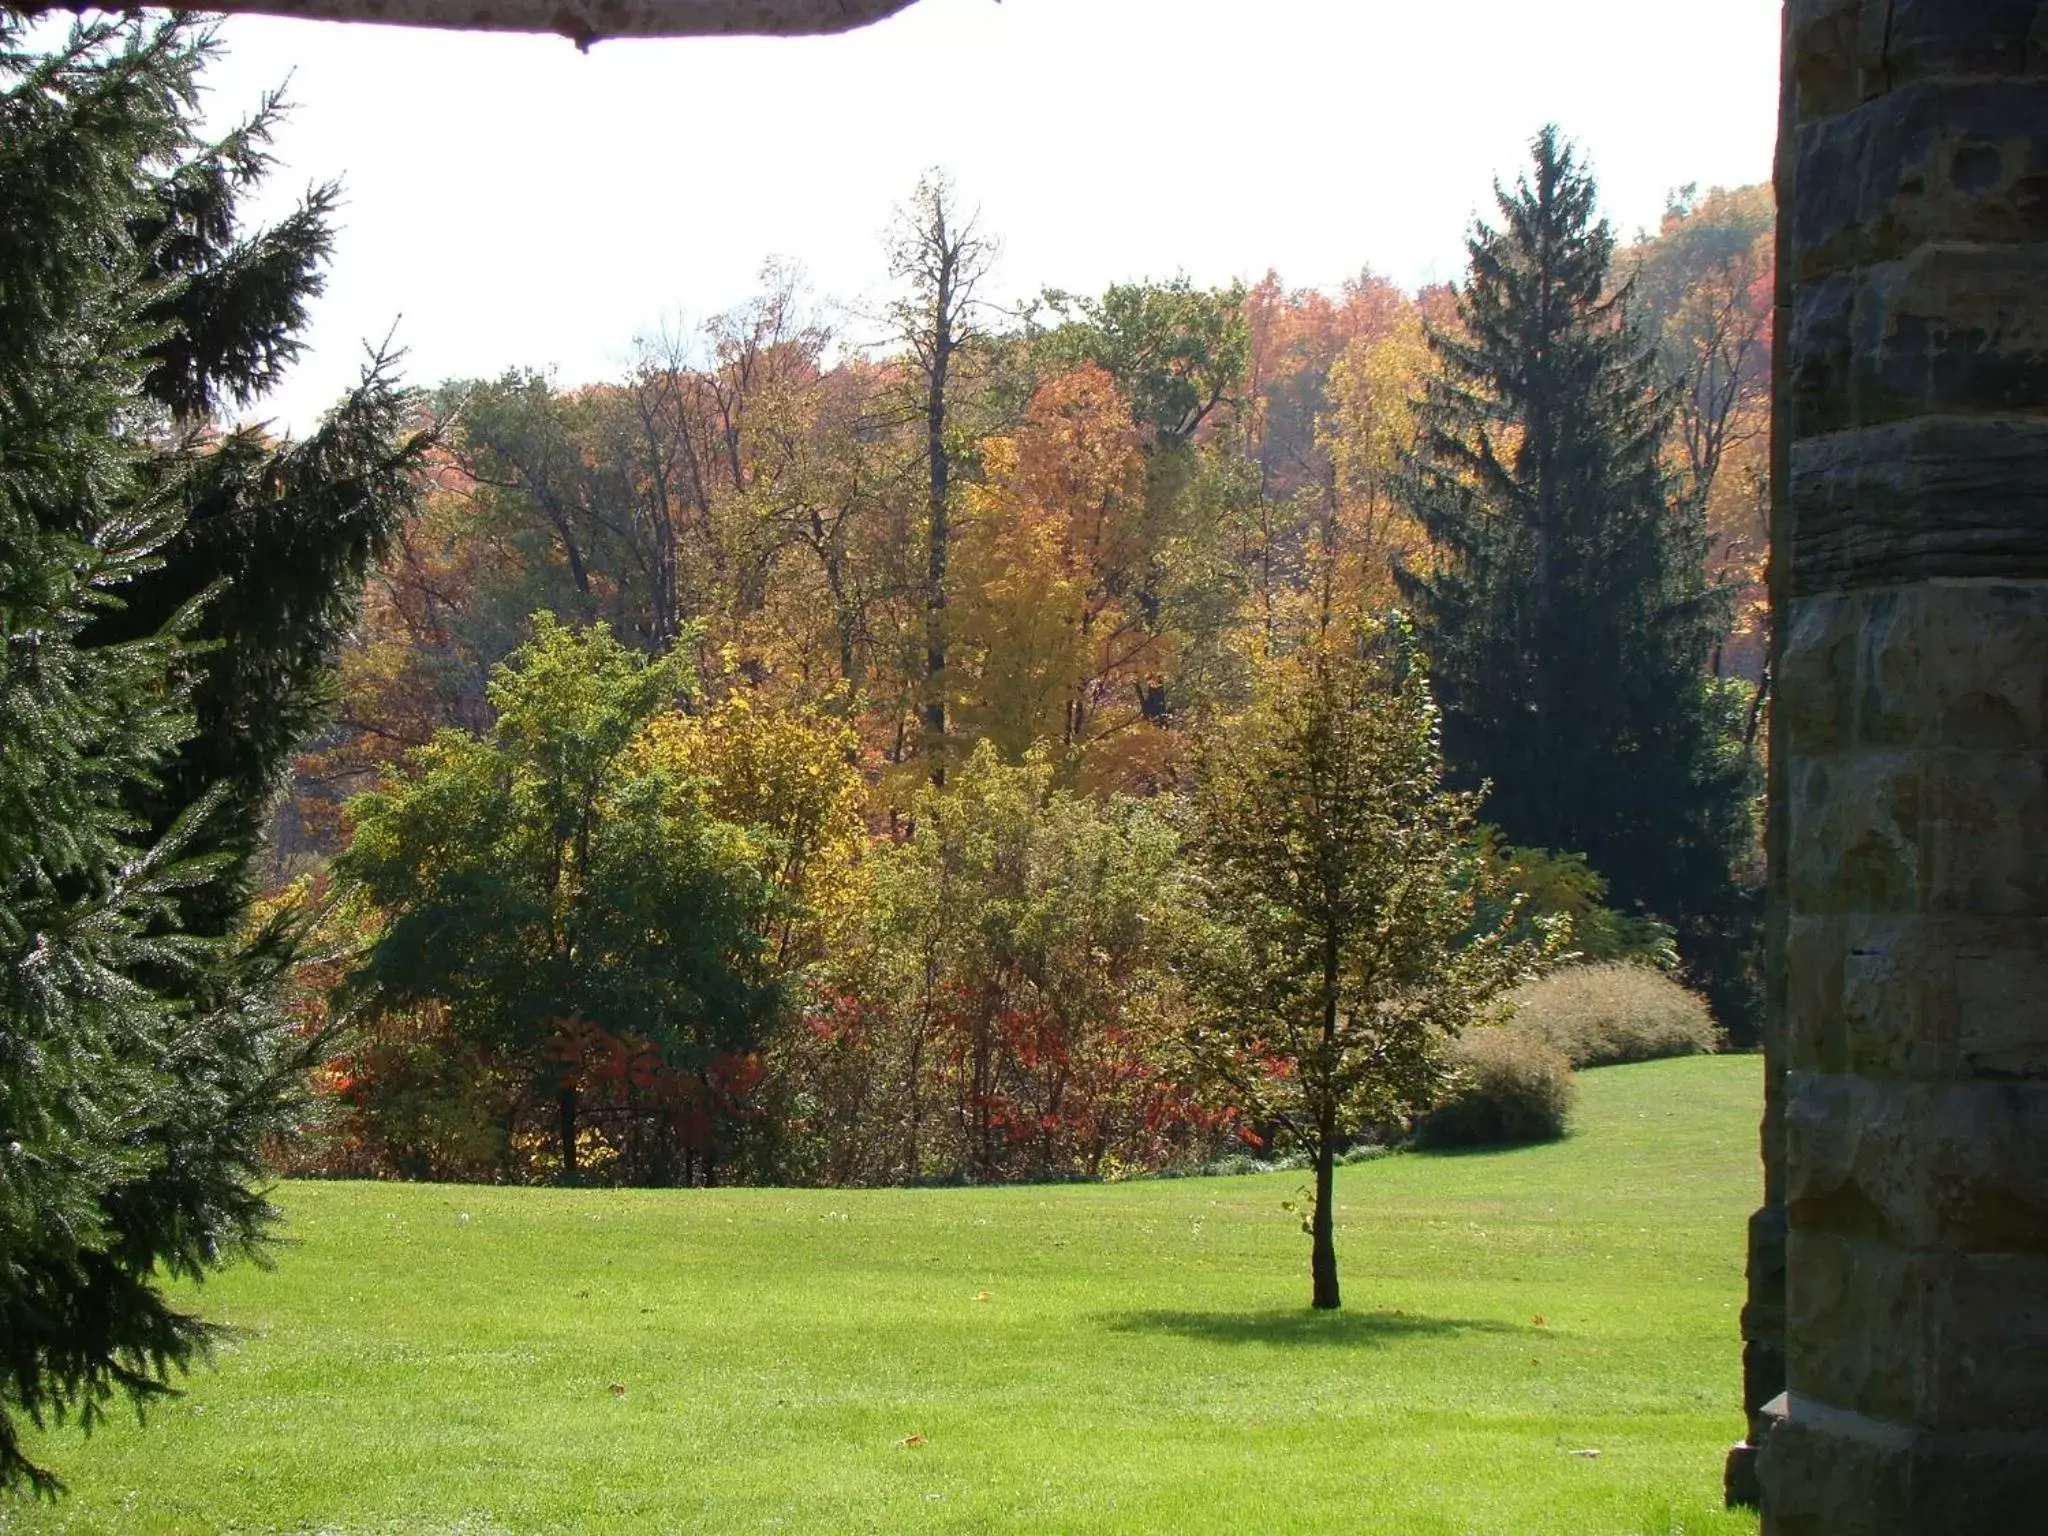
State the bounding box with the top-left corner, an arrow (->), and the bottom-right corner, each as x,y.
1316,309 -> 1433,620
635,690 -> 868,969
953,367 -> 1177,788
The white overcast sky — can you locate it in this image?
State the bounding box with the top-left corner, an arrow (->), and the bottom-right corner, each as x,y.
192,0 -> 1782,433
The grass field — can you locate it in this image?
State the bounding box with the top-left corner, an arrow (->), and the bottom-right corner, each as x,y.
5,1056 -> 1763,1535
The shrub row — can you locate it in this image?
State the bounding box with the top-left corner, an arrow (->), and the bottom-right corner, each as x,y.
1415,1028 -> 1576,1148
1507,962 -> 1722,1068
1417,963 -> 1721,1149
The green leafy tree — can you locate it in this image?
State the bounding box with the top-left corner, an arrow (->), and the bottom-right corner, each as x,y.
1181,621 -> 1535,1310
0,13 -> 384,1492
1039,277 -> 1250,447
1471,833 -> 1679,972
336,616 -> 779,1181
1398,127 -> 1757,1025
437,370 -> 678,659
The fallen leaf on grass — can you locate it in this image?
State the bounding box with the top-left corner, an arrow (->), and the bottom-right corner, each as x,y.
973,1290 -> 992,1302
608,1383 -> 627,1398
900,1434 -> 927,1448
1531,1314 -> 1548,1327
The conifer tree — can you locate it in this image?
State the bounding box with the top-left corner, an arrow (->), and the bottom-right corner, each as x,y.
0,12 -> 416,1489
1399,127 -> 1756,1019
88,41 -> 426,930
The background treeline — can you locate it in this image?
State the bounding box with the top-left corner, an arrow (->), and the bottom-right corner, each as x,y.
277,149 -> 1773,1190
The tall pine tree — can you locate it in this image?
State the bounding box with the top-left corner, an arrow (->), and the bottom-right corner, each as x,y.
1,12 -> 419,1490
1399,128 -> 1756,1024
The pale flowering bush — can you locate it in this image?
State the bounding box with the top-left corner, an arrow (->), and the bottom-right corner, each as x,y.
1415,1028 -> 1576,1148
1505,962 -> 1722,1068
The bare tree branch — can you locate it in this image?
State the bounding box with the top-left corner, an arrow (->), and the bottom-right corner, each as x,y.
180,0 -> 920,48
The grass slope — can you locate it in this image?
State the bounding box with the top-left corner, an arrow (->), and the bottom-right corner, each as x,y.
5,1057 -> 1762,1535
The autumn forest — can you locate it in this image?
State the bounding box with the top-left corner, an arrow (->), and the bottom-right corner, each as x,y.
277,152 -> 1774,1193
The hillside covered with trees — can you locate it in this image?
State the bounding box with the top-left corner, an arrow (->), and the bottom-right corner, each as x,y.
278,147 -> 1773,1196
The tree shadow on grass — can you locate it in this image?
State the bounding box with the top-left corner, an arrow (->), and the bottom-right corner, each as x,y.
1102,1307 -> 1524,1348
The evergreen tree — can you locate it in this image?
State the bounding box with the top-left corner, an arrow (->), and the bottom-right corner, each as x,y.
0,12 -> 417,1489
1398,127 -> 1756,1023
87,39 -> 426,932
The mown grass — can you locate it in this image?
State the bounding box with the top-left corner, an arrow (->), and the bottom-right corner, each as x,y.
5,1057 -> 1762,1535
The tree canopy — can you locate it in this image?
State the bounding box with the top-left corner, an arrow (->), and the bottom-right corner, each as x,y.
336,616 -> 782,1181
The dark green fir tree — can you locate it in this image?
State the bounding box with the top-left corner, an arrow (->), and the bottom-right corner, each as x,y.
1398,127 -> 1758,1027
1,11 -> 420,1490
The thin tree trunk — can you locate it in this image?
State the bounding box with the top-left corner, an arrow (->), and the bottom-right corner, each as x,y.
558,1085 -> 579,1181
1311,1105 -> 1340,1309
1313,932 -> 1342,1309
923,307 -> 952,781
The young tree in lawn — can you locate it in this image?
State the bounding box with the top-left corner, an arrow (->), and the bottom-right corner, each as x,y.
1181,619 -> 1534,1309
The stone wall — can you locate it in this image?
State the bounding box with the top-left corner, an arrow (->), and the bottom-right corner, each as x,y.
1728,7 -> 1796,1508
1756,4 -> 2048,1531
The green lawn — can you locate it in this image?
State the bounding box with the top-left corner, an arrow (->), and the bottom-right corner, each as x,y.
5,1057 -> 1763,1535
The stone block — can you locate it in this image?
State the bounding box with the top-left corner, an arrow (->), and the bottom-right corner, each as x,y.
1786,743 -> 2046,919
1785,1072 -> 2048,1254
1786,1232 -> 1922,1424
1761,1398 -> 2048,1535
1788,1236 -> 2048,1431
1758,1397 -> 1911,1536
1918,747 -> 2048,916
1788,912 -> 1850,1072
1785,749 -> 1921,914
1856,245 -> 2048,424
1791,912 -> 2048,1079
1954,926 -> 2048,1077
1743,1203 -> 1791,1422
1873,2 -> 2048,89
1788,273 -> 1863,440
1726,1437 -> 1764,1513
1790,246 -> 2048,433
1788,421 -> 2048,591
1853,581 -> 2048,749
1792,80 -> 2048,280
1789,0 -> 1891,121
1792,1 -> 2048,121
1779,592 -> 1862,754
